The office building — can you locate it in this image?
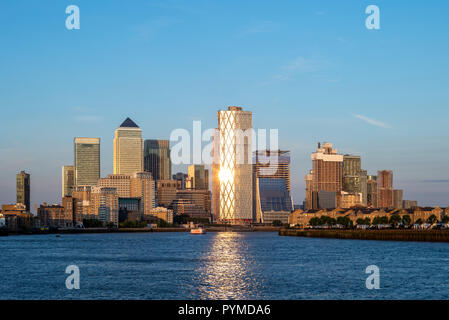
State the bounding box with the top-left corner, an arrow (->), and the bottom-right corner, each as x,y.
187,164 -> 209,190
147,207 -> 174,224
393,189 -> 403,209
156,180 -> 178,207
317,190 -> 337,209
144,139 -> 171,181
16,171 -> 30,211
62,165 -> 75,197
38,203 -> 72,228
176,189 -> 211,214
113,118 -> 143,175
305,142 -> 343,209
403,200 -> 418,209
74,137 -> 100,186
119,198 -> 141,222
367,175 -> 378,208
98,173 -> 155,215
71,185 -> 93,221
377,170 -> 394,208
172,172 -> 188,190
215,106 -> 253,224
340,191 -> 363,208
91,186 -> 119,226
254,178 -> 292,224
254,150 -> 292,191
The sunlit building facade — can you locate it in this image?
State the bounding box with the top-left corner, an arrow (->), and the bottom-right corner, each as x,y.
377,170 -> 394,208
74,137 -> 100,186
144,139 -> 171,181
62,165 -> 75,197
113,118 -> 143,175
216,106 -> 253,224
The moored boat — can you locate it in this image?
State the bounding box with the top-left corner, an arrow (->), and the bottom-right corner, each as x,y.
190,227 -> 206,234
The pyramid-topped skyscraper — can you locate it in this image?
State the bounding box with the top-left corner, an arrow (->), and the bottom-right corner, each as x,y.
120,117 -> 139,128
113,117 -> 143,175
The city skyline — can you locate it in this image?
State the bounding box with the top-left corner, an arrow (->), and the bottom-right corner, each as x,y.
0,112 -> 444,213
1,1 -> 449,207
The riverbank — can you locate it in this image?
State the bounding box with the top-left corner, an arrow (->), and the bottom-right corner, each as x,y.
279,228 -> 449,242
3,225 -> 282,236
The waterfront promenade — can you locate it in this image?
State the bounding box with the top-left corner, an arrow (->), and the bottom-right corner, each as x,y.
280,228 -> 449,242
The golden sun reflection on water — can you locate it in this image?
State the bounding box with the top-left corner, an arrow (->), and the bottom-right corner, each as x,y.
195,232 -> 262,299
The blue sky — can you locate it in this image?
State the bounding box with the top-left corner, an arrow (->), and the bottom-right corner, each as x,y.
1,0 -> 449,209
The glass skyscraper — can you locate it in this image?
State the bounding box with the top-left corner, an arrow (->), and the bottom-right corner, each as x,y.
74,137 -> 100,186
144,139 -> 171,181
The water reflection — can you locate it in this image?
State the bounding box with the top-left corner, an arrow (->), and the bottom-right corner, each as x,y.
195,232 -> 262,299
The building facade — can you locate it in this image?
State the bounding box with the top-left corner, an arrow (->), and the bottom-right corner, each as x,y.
62,165 -> 75,197
377,170 -> 394,208
91,186 -> 119,226
38,204 -> 72,228
113,118 -> 143,175
305,142 -> 343,209
393,189 -> 404,209
144,139 -> 171,181
187,164 -> 209,190
254,178 -> 292,224
216,106 -> 253,224
367,175 -> 378,208
74,137 -> 100,186
16,171 -> 30,211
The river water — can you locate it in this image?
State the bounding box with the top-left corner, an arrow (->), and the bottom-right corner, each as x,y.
1,232 -> 449,299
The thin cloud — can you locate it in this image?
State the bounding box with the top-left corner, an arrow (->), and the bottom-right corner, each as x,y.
419,179 -> 449,183
353,114 -> 390,128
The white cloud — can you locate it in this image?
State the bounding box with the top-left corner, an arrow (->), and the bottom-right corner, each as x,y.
353,114 -> 390,128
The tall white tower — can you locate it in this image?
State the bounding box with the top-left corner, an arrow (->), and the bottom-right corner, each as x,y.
216,106 -> 253,224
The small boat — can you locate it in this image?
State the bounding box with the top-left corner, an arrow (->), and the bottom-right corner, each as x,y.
190,227 -> 206,234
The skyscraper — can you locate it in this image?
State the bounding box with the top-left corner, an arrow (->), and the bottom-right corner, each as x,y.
215,106 -> 253,224
74,137 -> 100,186
367,175 -> 378,208
62,165 -> 75,197
342,155 -> 361,193
187,164 -> 209,190
305,142 -> 343,209
342,155 -> 367,206
144,139 -> 171,181
377,170 -> 394,208
253,150 -> 293,222
16,171 -> 30,211
113,118 -> 143,175
393,189 -> 403,209
254,150 -> 291,191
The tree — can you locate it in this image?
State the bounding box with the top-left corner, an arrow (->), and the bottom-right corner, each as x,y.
442,216 -> 449,224
309,217 -> 320,227
336,216 -> 353,229
389,214 -> 402,228
427,214 -> 438,225
401,215 -> 411,226
272,220 -> 283,227
415,218 -> 423,225
380,216 -> 389,224
363,217 -> 371,226
356,218 -> 366,226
